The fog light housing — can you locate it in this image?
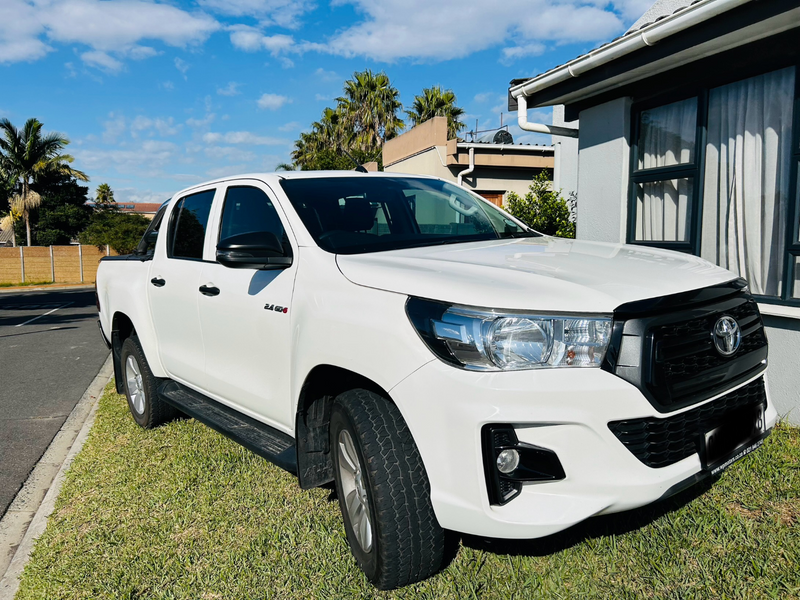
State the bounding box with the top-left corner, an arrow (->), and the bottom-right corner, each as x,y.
496,449 -> 520,473
482,425 -> 567,506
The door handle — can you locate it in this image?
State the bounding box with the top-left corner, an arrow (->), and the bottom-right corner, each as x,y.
150,277 -> 166,287
199,284 -> 220,297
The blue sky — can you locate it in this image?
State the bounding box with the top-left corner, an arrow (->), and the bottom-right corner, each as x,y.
0,0 -> 650,204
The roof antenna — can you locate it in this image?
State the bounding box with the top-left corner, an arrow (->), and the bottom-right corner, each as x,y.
339,145 -> 369,173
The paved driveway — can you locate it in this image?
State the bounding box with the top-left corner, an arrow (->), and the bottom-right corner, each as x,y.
0,287 -> 110,517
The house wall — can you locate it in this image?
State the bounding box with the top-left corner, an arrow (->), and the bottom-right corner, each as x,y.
572,99 -> 800,425
762,316 -> 800,424
552,105 -> 580,199
576,97 -> 632,243
384,148 -> 541,201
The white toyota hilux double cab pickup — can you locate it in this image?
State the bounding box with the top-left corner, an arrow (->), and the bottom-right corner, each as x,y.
96,171 -> 775,589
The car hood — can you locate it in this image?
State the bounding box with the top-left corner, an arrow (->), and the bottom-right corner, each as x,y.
335,237 -> 736,313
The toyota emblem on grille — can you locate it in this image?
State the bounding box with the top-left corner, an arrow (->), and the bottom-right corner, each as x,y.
712,316 -> 741,356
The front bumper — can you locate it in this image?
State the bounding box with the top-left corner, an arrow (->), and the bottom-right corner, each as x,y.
390,361 -> 776,539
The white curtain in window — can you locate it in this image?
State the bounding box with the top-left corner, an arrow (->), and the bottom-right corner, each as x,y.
701,67 -> 795,296
636,178 -> 693,241
638,97 -> 697,169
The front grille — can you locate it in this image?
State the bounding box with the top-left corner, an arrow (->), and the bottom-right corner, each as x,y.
652,299 -> 766,390
605,281 -> 768,412
608,377 -> 766,468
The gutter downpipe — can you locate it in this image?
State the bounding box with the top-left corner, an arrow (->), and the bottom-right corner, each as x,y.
517,96 -> 579,138
457,147 -> 475,187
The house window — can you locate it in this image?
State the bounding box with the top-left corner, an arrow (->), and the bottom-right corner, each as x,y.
629,66 -> 800,304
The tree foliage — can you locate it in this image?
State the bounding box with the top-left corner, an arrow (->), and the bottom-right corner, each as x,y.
0,118 -> 88,246
290,70 -> 403,170
405,86 -> 466,139
32,172 -> 93,246
505,171 -> 576,238
80,211 -> 150,255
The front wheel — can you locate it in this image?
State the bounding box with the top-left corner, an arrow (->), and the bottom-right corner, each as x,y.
330,389 -> 447,589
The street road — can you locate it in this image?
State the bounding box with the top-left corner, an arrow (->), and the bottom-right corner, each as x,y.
0,287 -> 110,516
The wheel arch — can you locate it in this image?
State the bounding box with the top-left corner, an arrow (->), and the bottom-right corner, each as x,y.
295,364 -> 396,490
111,312 -> 136,393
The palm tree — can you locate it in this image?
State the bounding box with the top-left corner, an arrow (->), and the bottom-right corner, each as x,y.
336,69 -> 404,152
291,107 -> 348,169
0,167 -> 16,246
95,183 -> 115,208
406,86 -> 466,139
0,118 -> 88,246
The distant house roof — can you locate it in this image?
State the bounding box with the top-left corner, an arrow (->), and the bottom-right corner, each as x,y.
0,226 -> 14,246
383,116 -> 554,169
88,202 -> 162,214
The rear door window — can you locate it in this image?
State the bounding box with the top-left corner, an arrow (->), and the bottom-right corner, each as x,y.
168,189 -> 216,260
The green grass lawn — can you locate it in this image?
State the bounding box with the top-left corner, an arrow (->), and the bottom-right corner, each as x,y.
15,384 -> 800,599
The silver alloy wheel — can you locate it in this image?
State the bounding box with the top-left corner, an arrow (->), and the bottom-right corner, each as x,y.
337,429 -> 373,553
125,355 -> 145,415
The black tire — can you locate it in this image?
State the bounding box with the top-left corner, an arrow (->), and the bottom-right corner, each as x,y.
330,389 -> 446,589
120,336 -> 177,429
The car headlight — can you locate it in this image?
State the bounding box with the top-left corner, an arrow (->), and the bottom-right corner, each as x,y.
406,297 -> 612,371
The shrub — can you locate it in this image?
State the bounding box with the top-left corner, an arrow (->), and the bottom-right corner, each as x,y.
505,171 -> 576,238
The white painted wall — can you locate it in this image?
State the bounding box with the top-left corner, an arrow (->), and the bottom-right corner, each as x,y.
576,97 -> 632,243
762,317 -> 800,424
385,147 -> 543,201
552,105 -> 579,199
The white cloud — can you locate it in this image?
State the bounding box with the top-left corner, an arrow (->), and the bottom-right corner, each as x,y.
501,42 -> 546,65
130,116 -> 181,137
203,145 -> 257,163
473,92 -> 494,103
314,67 -> 339,82
127,45 -> 158,60
75,140 -> 178,173
278,121 -> 300,132
113,187 -> 173,204
322,0 -> 623,62
43,0 -> 219,51
202,131 -> 287,145
174,57 -> 190,76
228,25 -> 296,55
257,93 -> 290,110
160,80 -> 175,91
81,50 -> 123,72
206,164 -> 251,178
0,0 -> 218,67
102,113 -> 127,143
217,81 -> 241,96
314,93 -> 331,102
279,57 -> 294,68
187,113 -> 216,129
197,0 -> 314,28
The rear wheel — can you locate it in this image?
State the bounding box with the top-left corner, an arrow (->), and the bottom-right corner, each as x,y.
330,389 -> 446,589
120,336 -> 177,429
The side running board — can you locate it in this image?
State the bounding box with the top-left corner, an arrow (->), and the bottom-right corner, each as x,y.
158,380 -> 297,474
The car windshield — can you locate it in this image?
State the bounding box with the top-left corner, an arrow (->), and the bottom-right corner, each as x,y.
279,176 -> 539,254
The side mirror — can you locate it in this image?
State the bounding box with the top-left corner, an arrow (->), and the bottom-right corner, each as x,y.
216,231 -> 293,270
